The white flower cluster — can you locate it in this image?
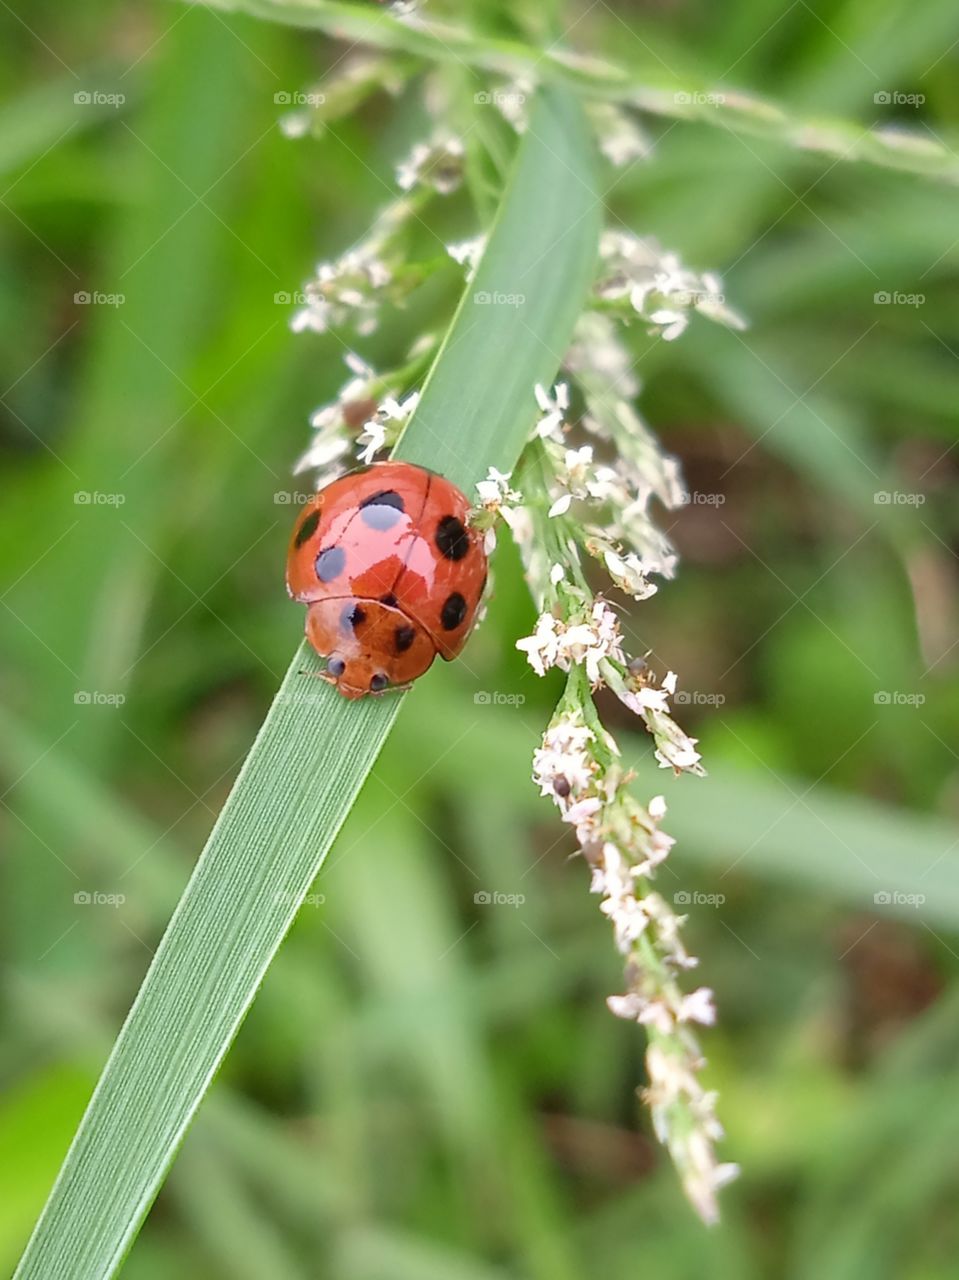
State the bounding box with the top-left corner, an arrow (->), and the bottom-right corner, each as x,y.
277,54 -> 406,142
295,353 -> 379,478
530,708 -> 737,1223
527,377 -> 678,598
596,231 -> 747,341
588,102 -> 653,167
356,392 -> 420,464
516,595 -> 702,775
516,599 -> 625,683
292,248 -> 392,337
294,353 -> 423,481
397,136 -> 465,195
446,236 -> 487,281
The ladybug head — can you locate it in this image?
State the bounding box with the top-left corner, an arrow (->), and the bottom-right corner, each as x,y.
304,599 -> 436,699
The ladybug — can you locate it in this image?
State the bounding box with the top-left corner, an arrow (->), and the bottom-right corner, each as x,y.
286,461 -> 487,699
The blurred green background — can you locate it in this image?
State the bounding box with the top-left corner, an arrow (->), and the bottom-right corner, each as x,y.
2,1 -> 958,1276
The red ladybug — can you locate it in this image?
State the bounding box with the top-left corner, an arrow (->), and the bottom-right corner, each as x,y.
286,461 -> 487,699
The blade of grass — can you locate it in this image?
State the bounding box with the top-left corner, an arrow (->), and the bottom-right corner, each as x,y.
201,0 -> 959,183
13,83 -> 599,1280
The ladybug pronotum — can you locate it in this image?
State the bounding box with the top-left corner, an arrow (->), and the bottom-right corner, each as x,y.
286,461 -> 488,699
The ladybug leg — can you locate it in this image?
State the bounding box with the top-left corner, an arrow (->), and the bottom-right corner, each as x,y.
378,681 -> 412,697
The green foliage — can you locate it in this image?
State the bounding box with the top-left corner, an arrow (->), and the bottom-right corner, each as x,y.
2,0 -> 958,1277
11,81 -> 600,1278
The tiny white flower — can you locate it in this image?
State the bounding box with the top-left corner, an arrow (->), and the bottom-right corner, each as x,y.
648,794 -> 667,820
679,987 -> 717,1026
475,466 -> 521,514
548,494 -> 572,518
447,236 -> 487,280
516,612 -> 563,677
533,382 -> 570,442
356,418 -> 387,464
550,563 -> 565,585
396,136 -> 464,194
607,992 -> 647,1020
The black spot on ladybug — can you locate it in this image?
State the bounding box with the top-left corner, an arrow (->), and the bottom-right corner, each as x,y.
361,489 -> 405,511
441,591 -> 467,631
295,509 -> 321,548
327,656 -> 346,678
359,490 -> 405,531
370,673 -> 389,692
435,515 -> 469,561
394,624 -> 416,653
380,593 -> 398,608
315,546 -> 346,582
341,602 -> 366,630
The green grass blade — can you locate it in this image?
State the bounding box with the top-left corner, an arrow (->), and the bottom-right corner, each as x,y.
13,84 -> 599,1280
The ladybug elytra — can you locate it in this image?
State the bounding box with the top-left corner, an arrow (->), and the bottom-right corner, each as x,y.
286,462 -> 487,698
